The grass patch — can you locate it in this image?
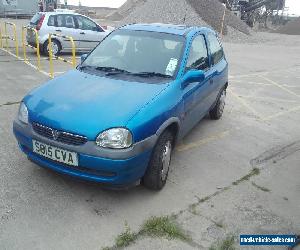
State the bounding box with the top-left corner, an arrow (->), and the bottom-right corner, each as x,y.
103,222 -> 137,250
115,229 -> 137,248
102,216 -> 192,249
251,182 -> 270,192
141,216 -> 191,242
232,168 -> 260,185
209,235 -> 236,250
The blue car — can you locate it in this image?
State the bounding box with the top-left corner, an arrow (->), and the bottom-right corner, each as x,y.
14,23 -> 228,190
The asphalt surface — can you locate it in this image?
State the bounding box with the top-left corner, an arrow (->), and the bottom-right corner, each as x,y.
0,25 -> 299,250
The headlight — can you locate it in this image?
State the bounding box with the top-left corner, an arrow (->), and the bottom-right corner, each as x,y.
96,128 -> 133,149
18,102 -> 29,124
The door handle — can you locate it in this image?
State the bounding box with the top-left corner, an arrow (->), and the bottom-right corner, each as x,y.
55,29 -> 62,32
80,32 -> 85,35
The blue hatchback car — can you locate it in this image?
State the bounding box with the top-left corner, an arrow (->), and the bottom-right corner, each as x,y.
14,23 -> 228,190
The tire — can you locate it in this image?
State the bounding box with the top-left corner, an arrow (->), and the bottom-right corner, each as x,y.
43,39 -> 61,56
209,88 -> 226,120
143,130 -> 174,190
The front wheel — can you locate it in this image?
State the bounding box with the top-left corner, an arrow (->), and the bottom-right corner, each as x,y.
143,130 -> 174,190
209,88 -> 226,120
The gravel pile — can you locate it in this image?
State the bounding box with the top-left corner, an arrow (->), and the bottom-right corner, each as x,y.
120,0 -> 209,27
107,0 -> 146,21
116,0 -> 250,36
273,17 -> 300,35
187,0 -> 250,35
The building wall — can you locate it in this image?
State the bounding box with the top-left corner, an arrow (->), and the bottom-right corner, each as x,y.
0,0 -> 38,15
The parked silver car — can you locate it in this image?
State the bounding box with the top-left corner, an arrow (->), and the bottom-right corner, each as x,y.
27,11 -> 111,55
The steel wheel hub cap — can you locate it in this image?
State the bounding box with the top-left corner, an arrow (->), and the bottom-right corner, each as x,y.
161,141 -> 172,181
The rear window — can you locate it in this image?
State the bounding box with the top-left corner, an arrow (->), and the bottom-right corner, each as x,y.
30,13 -> 43,25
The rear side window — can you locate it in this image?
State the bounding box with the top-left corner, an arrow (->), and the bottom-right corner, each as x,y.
207,33 -> 224,65
30,13 -> 42,25
76,16 -> 101,31
186,35 -> 209,71
48,15 -> 55,27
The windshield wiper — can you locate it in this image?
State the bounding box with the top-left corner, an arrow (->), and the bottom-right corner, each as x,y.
95,67 -> 131,75
78,65 -> 92,70
132,72 -> 173,78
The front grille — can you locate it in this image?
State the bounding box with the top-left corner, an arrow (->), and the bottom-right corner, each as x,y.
32,122 -> 88,146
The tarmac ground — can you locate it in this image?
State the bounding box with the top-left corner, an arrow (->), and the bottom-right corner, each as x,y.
0,18 -> 299,250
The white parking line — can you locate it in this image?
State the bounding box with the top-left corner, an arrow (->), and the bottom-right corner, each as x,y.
0,48 -> 50,78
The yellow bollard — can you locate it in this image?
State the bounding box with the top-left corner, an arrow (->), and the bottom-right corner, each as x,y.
4,22 -> 19,57
22,26 -> 41,71
49,34 -> 54,78
69,36 -> 76,68
4,23 -> 8,50
48,33 -> 76,78
22,27 -> 27,62
0,25 -> 2,49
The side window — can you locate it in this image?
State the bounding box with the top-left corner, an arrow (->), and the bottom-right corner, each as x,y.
56,15 -> 64,27
47,15 -> 55,27
76,16 -> 101,31
186,35 -> 209,71
56,15 -> 75,29
207,33 -> 224,65
64,15 -> 76,29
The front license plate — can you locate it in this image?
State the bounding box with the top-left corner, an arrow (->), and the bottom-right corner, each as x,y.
32,140 -> 78,167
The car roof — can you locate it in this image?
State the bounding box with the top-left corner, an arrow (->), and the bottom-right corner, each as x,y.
120,23 -> 213,36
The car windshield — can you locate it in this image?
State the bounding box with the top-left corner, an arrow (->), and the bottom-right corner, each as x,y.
82,29 -> 185,78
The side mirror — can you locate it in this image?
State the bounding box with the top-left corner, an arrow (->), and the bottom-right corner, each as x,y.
181,70 -> 205,88
80,54 -> 88,64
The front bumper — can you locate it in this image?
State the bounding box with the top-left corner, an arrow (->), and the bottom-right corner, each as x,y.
13,120 -> 156,186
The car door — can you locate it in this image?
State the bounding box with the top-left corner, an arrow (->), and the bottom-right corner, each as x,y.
206,33 -> 228,107
55,14 -> 80,50
74,15 -> 105,51
181,34 -> 213,135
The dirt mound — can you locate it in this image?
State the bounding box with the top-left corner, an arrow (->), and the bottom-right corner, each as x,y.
120,0 -> 209,28
106,0 -> 146,21
187,0 -> 250,35
113,0 -> 249,36
273,17 -> 300,35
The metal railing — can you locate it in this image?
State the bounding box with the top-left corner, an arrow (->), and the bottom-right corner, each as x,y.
21,26 -> 41,71
1,21 -> 77,79
4,22 -> 19,57
48,33 -> 76,78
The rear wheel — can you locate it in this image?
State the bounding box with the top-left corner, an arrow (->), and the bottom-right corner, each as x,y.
210,88 -> 226,120
43,39 -> 61,56
143,130 -> 174,190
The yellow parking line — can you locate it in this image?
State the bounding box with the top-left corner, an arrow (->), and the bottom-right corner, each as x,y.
228,89 -> 262,119
177,103 -> 300,153
263,105 -> 300,121
176,130 -> 231,152
237,95 -> 299,103
259,76 -> 300,98
229,71 -> 269,79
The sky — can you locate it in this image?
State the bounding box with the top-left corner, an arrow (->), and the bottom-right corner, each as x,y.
66,0 -> 300,15
285,0 -> 300,15
66,0 -> 126,8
